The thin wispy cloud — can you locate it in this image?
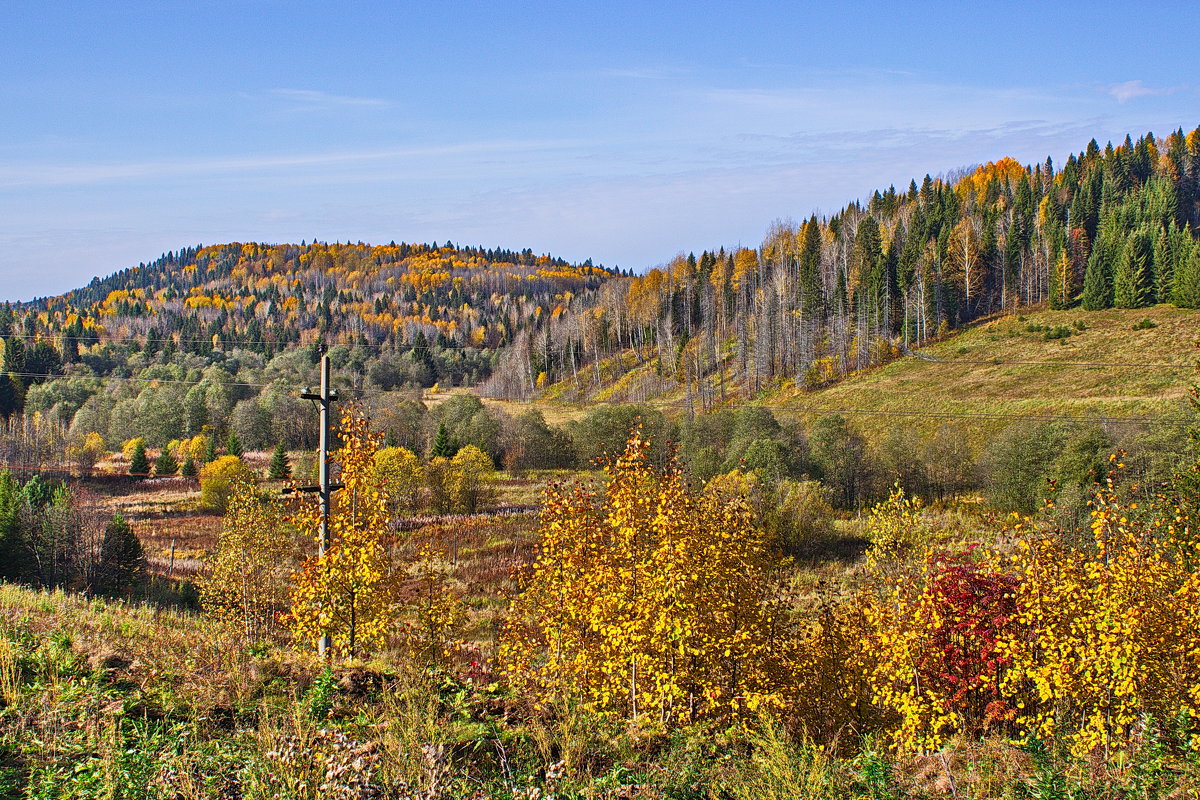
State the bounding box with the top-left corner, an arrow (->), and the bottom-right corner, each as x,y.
265,88 -> 391,109
1105,80 -> 1173,104
595,67 -> 682,80
0,139 -> 584,189
701,79 -> 1066,120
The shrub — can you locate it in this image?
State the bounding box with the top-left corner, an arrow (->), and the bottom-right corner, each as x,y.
199,456 -> 257,511
121,436 -> 145,461
809,414 -> 870,509
503,433 -> 793,723
771,479 -> 837,557
999,469 -> 1200,757
424,456 -> 452,513
373,445 -> 422,513
74,431 -> 106,476
201,478 -> 292,641
1042,325 -> 1073,340
449,445 -> 496,513
501,410 -> 575,472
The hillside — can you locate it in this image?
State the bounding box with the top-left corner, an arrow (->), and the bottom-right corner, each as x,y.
0,241 -> 615,450
1,126 -> 1198,459
528,304 -> 1195,424
769,303 -> 1198,448
5,239 -> 612,392
488,127 -> 1200,405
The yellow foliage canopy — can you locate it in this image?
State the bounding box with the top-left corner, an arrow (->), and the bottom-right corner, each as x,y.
289,405 -> 396,658
501,432 -> 792,724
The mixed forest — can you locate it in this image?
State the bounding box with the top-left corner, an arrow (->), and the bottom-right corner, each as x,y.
2,127 -> 1200,798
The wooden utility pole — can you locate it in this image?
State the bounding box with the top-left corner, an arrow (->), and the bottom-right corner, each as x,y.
295,352 -> 341,656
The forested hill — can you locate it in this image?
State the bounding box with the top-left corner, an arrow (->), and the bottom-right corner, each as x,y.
0,241 -> 616,448
9,241 -> 614,386
2,127 -> 1200,441
487,127 -> 1200,404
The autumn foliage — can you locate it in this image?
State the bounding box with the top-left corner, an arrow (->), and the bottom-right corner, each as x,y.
201,478 -> 293,641
288,406 -> 397,657
500,431 -> 792,723
859,466 -> 1200,756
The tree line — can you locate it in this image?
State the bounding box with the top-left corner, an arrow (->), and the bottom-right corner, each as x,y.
486,127 -> 1200,405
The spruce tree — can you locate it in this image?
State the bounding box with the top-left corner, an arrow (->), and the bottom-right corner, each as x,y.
1153,226 -> 1174,303
1112,229 -> 1152,308
430,421 -> 455,458
268,442 -> 291,480
1172,244 -> 1200,308
1081,241 -> 1113,310
95,513 -> 145,596
226,430 -> 244,458
181,454 -> 198,477
204,434 -> 217,464
0,373 -> 22,420
128,441 -> 151,478
154,449 -> 179,477
799,216 -> 824,315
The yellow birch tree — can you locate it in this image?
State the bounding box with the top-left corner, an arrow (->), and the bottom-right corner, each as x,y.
289,406 -> 397,657
501,431 -> 792,724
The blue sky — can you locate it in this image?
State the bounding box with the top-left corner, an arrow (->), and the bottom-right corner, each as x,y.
2,1 -> 1197,300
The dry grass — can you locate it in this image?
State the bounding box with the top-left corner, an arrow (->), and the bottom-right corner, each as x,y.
767,305 -> 1200,448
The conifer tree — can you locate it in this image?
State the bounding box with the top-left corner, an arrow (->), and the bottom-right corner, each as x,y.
268,442 -> 291,480
1081,243 -> 1113,309
204,434 -> 217,464
95,514 -> 145,596
154,449 -> 178,477
1113,231 -> 1152,309
128,440 -> 151,478
0,374 -> 22,421
1173,244 -> 1200,308
181,453 -> 198,477
1154,226 -> 1175,302
226,430 -> 244,458
430,421 -> 454,458
1112,229 -> 1153,308
2,337 -> 24,375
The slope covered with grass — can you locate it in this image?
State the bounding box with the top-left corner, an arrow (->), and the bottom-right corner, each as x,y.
767,304 -> 1198,447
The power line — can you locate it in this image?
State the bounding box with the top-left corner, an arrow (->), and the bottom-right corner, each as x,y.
3,357 -> 1195,431
482,390 -> 1197,428
1,330 -> 305,349
3,331 -> 1197,371
4,371 -> 279,389
909,353 -> 1195,370
771,405 -> 1196,427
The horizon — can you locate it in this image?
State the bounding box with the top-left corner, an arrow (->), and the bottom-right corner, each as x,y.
3,0 -> 1199,301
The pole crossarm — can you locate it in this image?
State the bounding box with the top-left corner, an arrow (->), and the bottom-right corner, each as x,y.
282,483 -> 345,495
